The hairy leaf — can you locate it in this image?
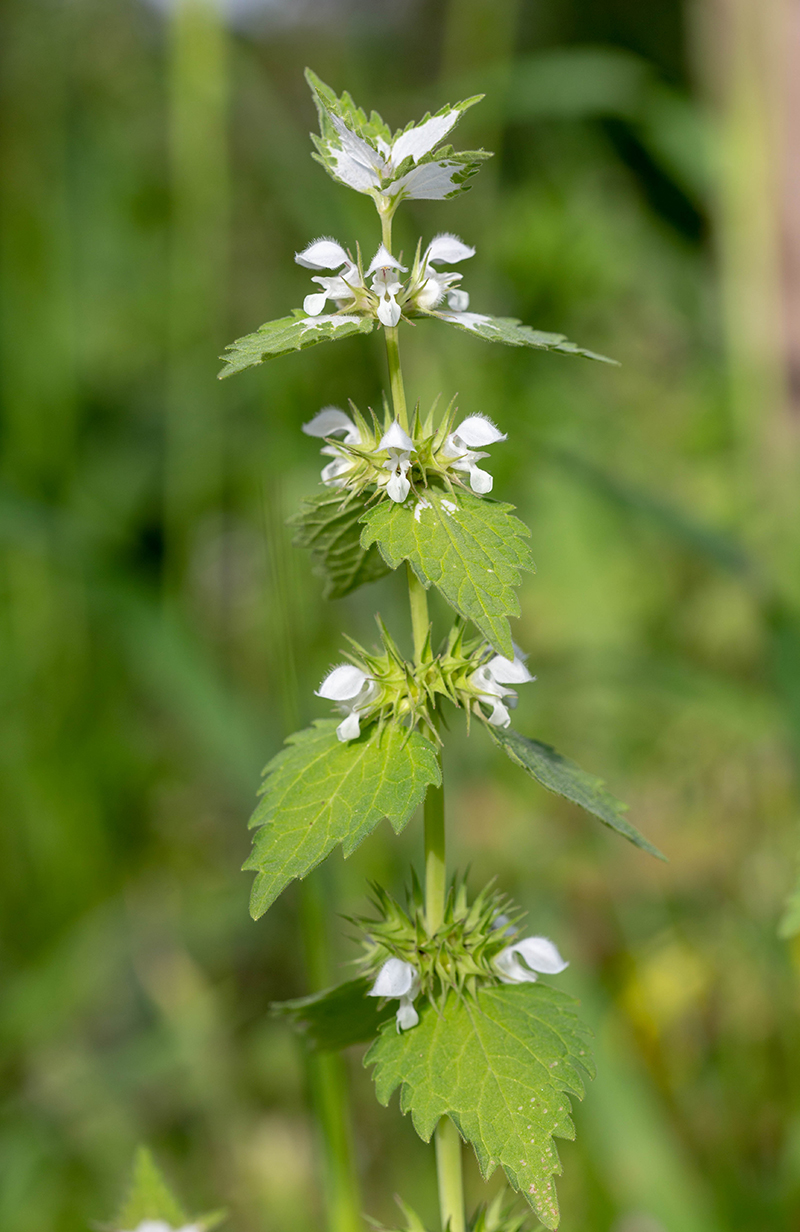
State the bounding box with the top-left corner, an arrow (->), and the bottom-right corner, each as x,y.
273,977 -> 394,1050
490,727 -> 665,859
290,490 -> 392,600
246,720 -> 441,918
360,489 -> 533,658
218,311 -> 374,379
366,983 -> 594,1230
305,68 -> 490,201
423,310 -> 616,364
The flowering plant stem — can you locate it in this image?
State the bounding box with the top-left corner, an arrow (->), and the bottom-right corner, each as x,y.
386,275 -> 465,1232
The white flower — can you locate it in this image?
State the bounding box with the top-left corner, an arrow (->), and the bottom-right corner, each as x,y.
366,245 -> 407,327
442,413 -> 506,494
368,957 -> 421,1031
316,664 -> 380,742
303,406 -> 363,487
378,421 -> 415,503
494,936 -> 569,984
470,644 -> 534,728
412,233 -> 475,312
295,238 -> 364,317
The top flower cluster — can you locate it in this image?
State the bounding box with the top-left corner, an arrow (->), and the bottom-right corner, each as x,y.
306,68 -> 490,213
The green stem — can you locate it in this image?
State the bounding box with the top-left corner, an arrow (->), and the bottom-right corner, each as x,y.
379,218 -> 465,1232
385,327 -> 409,433
424,775 -> 446,934
407,562 -> 429,662
435,1115 -> 466,1232
380,209 -> 409,434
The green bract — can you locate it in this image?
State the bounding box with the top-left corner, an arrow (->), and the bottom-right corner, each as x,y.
355,876 -> 525,1003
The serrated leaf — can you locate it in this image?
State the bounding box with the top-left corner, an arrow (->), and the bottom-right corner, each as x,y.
115,1148 -> 187,1229
245,720 -> 441,918
290,490 -> 392,600
423,310 -> 616,364
305,68 -> 489,202
272,977 -> 394,1050
218,311 -> 374,379
490,727 -> 665,860
360,489 -> 533,658
366,984 -> 594,1230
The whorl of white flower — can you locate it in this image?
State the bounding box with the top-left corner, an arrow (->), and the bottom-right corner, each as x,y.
378,421 -> 415,503
366,245 -> 407,327
411,233 -> 475,313
302,406 -> 363,487
368,957 -> 421,1031
470,644 -> 534,728
120,1222 -> 200,1232
295,238 -> 364,317
316,664 -> 380,742
442,413 -> 507,494
494,936 -> 569,984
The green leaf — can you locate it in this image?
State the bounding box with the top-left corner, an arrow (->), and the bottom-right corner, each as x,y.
423,310 -> 617,364
116,1148 -> 187,1229
272,976 -> 394,1050
490,727 -> 665,860
290,490 -> 392,600
305,68 -> 490,201
245,720 -> 441,918
218,311 -> 374,379
366,984 -> 594,1230
360,489 -> 533,659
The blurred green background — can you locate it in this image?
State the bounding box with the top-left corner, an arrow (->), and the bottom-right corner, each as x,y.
3,0 -> 800,1229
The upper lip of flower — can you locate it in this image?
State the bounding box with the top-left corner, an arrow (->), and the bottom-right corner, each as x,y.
494,935 -> 569,983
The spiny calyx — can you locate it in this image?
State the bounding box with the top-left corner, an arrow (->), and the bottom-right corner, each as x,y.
303,396 -> 506,505
315,622 -> 535,743
356,876 -> 569,1031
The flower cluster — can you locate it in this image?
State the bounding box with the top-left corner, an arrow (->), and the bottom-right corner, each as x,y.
302,401 -> 507,505
317,625 -> 535,744
360,878 -> 568,1032
295,232 -> 483,333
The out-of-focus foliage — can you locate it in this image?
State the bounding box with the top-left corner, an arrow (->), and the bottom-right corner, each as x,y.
1,2 -> 799,1232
